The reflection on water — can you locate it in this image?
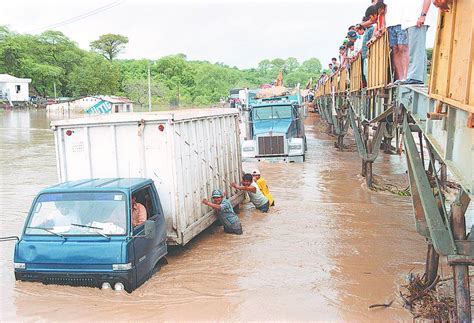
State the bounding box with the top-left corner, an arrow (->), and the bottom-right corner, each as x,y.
0,110 -> 430,321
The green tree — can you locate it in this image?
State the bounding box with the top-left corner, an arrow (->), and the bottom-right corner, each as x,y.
123,78 -> 165,106
426,48 -> 433,62
36,30 -> 83,96
284,57 -> 299,73
270,58 -> 285,75
257,59 -> 272,76
300,58 -> 322,74
68,53 -> 120,95
90,33 -> 129,61
22,59 -> 62,97
0,25 -> 12,40
285,71 -> 312,88
156,55 -> 195,105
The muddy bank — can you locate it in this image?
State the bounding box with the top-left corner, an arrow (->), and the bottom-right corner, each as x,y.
0,111 -> 426,321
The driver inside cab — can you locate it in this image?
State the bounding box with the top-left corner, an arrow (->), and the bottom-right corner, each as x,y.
132,195 -> 147,228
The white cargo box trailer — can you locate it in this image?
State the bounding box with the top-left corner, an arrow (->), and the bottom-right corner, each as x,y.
51,109 -> 245,245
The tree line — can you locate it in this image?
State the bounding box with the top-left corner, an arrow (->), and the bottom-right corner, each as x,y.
0,27 -> 323,106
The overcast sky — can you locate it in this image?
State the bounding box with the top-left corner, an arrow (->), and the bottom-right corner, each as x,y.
2,0 -> 437,69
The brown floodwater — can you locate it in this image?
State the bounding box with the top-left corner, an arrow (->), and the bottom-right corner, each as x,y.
0,110 -> 428,321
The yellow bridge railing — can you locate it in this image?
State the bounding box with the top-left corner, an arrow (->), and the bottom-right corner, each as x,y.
429,0 -> 474,115
367,32 -> 390,90
350,55 -> 362,93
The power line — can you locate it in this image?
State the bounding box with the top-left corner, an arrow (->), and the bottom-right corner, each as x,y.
26,0 -> 125,33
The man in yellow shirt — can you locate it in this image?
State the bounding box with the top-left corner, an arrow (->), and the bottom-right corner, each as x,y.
252,170 -> 274,206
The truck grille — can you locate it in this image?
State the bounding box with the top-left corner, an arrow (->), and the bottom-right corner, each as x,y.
258,136 -> 285,156
44,276 -> 96,287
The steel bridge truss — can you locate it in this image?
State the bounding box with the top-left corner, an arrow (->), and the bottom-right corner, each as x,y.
316,85 -> 473,321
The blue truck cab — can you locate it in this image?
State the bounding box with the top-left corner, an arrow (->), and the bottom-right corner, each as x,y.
14,178 -> 167,293
241,93 -> 307,162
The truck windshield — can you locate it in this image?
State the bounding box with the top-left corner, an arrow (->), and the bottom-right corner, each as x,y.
253,105 -> 293,120
25,192 -> 127,236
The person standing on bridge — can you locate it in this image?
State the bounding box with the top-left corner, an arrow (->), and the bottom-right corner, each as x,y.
398,0 -> 435,85
252,169 -> 275,207
202,189 -> 243,235
232,174 -> 270,213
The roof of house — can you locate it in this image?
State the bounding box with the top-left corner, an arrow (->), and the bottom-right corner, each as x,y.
0,74 -> 32,83
46,95 -> 133,106
98,96 -> 133,104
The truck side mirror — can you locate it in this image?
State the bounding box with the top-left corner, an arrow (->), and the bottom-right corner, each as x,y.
144,220 -> 155,239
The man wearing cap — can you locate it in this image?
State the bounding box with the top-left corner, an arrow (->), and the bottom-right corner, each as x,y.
231,174 -> 270,213
252,170 -> 274,207
202,190 -> 242,235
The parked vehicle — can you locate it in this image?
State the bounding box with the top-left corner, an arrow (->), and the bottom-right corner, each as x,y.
51,109 -> 244,245
14,178 -> 167,293
14,109 -> 245,292
241,88 -> 307,162
229,88 -> 243,108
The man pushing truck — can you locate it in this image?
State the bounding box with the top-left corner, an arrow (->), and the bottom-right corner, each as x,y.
202,190 -> 243,235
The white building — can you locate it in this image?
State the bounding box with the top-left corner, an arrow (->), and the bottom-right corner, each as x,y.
0,74 -> 32,102
47,96 -> 134,114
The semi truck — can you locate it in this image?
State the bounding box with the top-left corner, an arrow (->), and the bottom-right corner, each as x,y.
241,88 -> 307,162
14,109 -> 245,292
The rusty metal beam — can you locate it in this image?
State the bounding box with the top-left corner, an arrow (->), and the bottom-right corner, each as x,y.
369,106 -> 393,124
451,201 -> 472,322
403,116 -> 457,256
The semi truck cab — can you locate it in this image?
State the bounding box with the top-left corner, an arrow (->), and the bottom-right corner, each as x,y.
14,178 -> 167,293
242,95 -> 306,162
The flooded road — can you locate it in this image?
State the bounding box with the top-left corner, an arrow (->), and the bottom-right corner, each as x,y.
0,110 -> 426,321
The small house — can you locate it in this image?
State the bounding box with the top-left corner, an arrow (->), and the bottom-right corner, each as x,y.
0,74 -> 32,102
47,96 -> 134,114
85,96 -> 134,114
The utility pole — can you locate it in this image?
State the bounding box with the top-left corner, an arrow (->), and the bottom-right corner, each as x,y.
53,82 -> 57,100
148,61 -> 152,112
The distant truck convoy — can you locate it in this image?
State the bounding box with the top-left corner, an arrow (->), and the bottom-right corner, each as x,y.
14,109 -> 245,292
241,87 -> 307,162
